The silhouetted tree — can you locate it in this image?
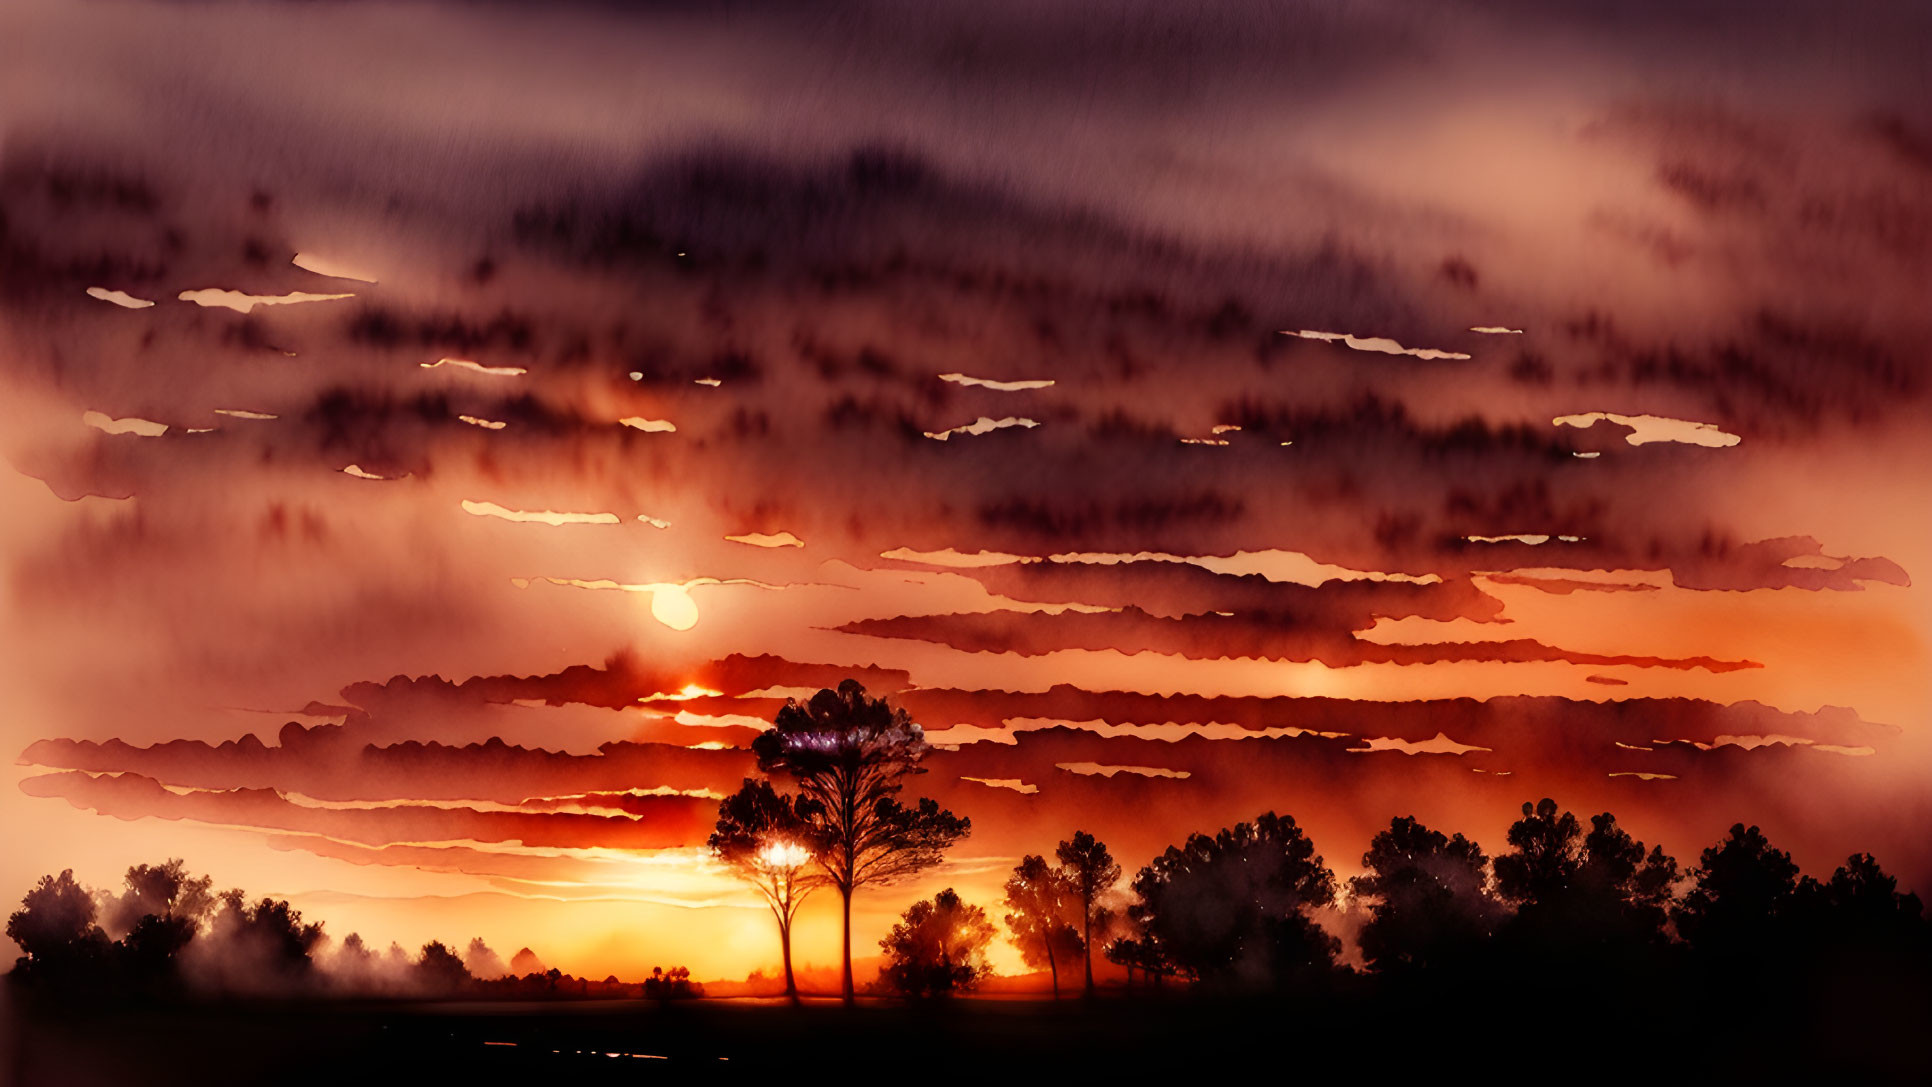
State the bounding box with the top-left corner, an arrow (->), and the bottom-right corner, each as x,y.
1676,826 -> 1792,953
709,777 -> 825,1001
193,891 -> 324,992
103,859 -> 214,938
1128,812 -> 1339,989
1577,811 -> 1679,940
416,940 -> 472,994
1493,800 -> 1679,959
508,946 -> 545,975
1798,854 -> 1925,941
1104,934 -> 1177,989
752,680 -> 971,1002
1350,816 -> 1500,973
328,932 -> 382,992
1673,823 -> 1800,964
1056,830 -> 1122,994
120,913 -> 198,986
879,888 -> 995,997
1785,852 -> 1927,962
645,965 -> 703,998
464,937 -> 509,980
1003,854 -> 1082,996
1493,798 -> 1583,906
6,870 -> 111,980
102,859 -> 217,987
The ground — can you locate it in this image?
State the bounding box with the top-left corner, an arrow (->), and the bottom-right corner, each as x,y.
5,981 -> 1928,1084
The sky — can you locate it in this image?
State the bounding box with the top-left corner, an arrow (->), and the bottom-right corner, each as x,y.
1,0 -> 1928,985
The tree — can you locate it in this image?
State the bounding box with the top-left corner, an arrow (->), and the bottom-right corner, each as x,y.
751,680 -> 971,1002
103,859 -> 216,985
708,777 -> 826,1001
1789,854 -> 1930,982
103,858 -> 215,938
120,913 -> 199,984
1672,823 -> 1800,962
1493,800 -> 1679,954
328,932 -> 382,993
192,891 -> 325,992
1576,811 -> 1678,941
1349,816 -> 1500,973
1056,830 -> 1122,994
878,888 -> 995,997
645,965 -> 702,998
6,870 -> 110,976
416,940 -> 472,994
1493,798 -> 1583,906
464,937 -> 509,980
1103,934 -> 1177,989
1003,855 -> 1082,996
1803,853 -> 1925,939
1128,812 -> 1339,989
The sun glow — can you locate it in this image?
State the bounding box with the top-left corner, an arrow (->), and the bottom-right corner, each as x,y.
650,585 -> 700,631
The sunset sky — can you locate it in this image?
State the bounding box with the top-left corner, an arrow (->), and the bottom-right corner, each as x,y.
2,0 -> 1928,985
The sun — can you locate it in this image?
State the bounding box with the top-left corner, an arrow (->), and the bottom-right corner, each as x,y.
650,584 -> 700,631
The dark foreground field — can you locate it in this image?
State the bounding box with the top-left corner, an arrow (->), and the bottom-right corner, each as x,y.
8,976 -> 1931,1087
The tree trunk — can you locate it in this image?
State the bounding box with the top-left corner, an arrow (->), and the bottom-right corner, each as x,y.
780,917 -> 798,1004
1046,938 -> 1058,997
839,884 -> 854,1005
1082,902 -> 1095,996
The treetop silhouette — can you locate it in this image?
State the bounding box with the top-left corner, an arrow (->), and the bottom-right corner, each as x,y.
878,888 -> 994,998
749,679 -> 970,1002
1003,854 -> 1082,997
1055,830 -> 1121,995
1125,811 -> 1338,988
1350,815 -> 1499,973
709,777 -> 826,1001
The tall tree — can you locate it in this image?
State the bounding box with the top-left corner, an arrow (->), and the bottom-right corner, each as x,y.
1576,811 -> 1679,940
1673,823 -> 1800,962
416,940 -> 473,994
1790,853 -> 1929,973
708,777 -> 826,1001
1493,798 -> 1583,906
1056,830 -> 1121,995
1803,853 -> 1925,937
1128,812 -> 1339,989
103,858 -> 215,937
752,680 -> 971,1002
1003,854 -> 1082,996
878,888 -> 995,998
1349,816 -> 1500,973
192,891 -> 325,992
1492,799 -> 1680,966
6,870 -> 110,976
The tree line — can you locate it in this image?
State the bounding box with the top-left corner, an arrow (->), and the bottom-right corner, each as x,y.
712,682 -> 1927,1001
864,801 -> 1927,1000
3,859 -> 706,1001
10,682 -> 1926,1005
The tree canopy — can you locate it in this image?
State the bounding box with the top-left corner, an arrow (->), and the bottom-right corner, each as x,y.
878,888 -> 995,997
1673,823 -> 1802,960
1055,830 -> 1121,994
1491,800 -> 1679,955
1003,854 -> 1083,996
751,680 -> 970,1001
1350,816 -> 1500,973
6,870 -> 109,973
709,777 -> 826,1000
1127,811 -> 1339,988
